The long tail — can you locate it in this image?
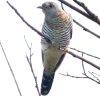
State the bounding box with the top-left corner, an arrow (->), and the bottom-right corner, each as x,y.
41,70 -> 55,95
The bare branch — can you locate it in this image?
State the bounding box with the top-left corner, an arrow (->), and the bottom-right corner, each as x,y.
81,54 -> 100,84
0,42 -> 22,96
58,0 -> 100,25
73,19 -> 100,39
88,71 -> 100,83
67,50 -> 100,70
59,73 -> 87,78
60,54 -> 100,84
24,37 -> 41,96
24,35 -> 30,49
92,72 -> 100,77
73,0 -> 100,23
60,71 -> 100,84
81,53 -> 86,73
6,1 -> 51,43
69,47 -> 100,59
83,72 -> 100,84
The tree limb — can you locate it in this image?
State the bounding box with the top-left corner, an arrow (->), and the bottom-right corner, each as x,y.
59,73 -> 87,78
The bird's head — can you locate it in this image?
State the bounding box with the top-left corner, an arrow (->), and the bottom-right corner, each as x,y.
37,2 -> 62,19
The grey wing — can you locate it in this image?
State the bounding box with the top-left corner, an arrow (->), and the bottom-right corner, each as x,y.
54,53 -> 66,72
42,50 -> 44,63
42,50 -> 66,72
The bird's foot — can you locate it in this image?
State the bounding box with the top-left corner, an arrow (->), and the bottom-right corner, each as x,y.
59,47 -> 68,53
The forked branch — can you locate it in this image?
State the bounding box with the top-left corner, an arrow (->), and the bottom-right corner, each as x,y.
24,36 -> 41,96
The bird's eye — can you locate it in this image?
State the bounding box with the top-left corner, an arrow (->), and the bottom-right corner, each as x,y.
48,3 -> 54,8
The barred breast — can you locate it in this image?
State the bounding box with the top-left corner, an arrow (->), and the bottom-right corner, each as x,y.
41,11 -> 72,49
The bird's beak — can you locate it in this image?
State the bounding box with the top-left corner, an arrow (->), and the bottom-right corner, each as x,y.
37,6 -> 43,9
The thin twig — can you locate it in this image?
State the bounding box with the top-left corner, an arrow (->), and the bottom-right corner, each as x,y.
81,53 -> 86,73
73,19 -> 100,39
24,35 -> 30,49
83,74 -> 100,84
59,73 -> 87,78
61,71 -> 100,84
60,70 -> 100,84
7,1 -> 51,43
88,71 -> 100,83
92,72 -> 100,77
79,53 -> 100,83
58,0 -> 100,25
24,37 -> 41,96
69,47 -> 100,59
81,53 -> 100,83
0,42 -> 22,96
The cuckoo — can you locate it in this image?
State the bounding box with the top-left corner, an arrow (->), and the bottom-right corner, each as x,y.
38,1 -> 73,95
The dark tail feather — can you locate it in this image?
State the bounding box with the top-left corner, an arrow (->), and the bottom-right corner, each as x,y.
41,70 -> 55,95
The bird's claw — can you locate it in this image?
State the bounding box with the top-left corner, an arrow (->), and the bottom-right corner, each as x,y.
59,47 -> 68,53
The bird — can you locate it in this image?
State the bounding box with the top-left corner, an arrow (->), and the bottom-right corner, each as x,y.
38,1 -> 72,95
